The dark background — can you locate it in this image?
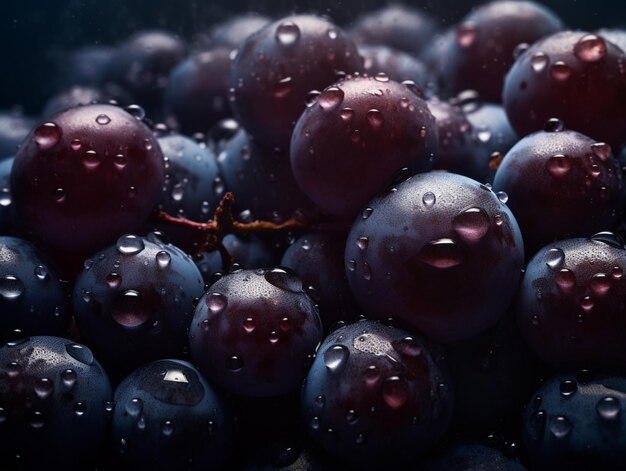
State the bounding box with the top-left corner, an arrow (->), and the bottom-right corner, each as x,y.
2,0 -> 625,113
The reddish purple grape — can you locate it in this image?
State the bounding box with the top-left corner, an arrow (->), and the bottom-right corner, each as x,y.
349,4 -> 438,56
189,268 -> 322,397
301,320 -> 452,467
164,48 -> 233,135
230,14 -> 363,148
440,0 -> 563,102
517,234 -> 626,370
493,126 -> 623,255
503,31 -> 626,150
290,75 -> 437,220
345,172 -> 524,343
11,104 -> 165,257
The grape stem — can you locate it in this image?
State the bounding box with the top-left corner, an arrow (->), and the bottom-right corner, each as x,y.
154,192 -> 316,270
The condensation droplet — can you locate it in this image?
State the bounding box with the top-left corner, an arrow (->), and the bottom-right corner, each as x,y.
324,345 -> 349,372
574,34 -> 607,62
318,87 -> 344,111
116,235 -> 145,255
0,275 -> 24,300
422,192 -> 436,206
457,21 -> 477,48
545,248 -> 565,271
33,122 -> 62,150
550,61 -> 571,81
156,251 -> 171,269
418,238 -> 464,268
531,52 -> 549,72
95,114 -> 111,125
453,207 -> 490,242
596,396 -> 621,421
546,154 -> 572,177
559,379 -> 577,397
382,376 -> 409,409
275,21 -> 301,46
549,416 -> 573,439
226,355 -> 243,371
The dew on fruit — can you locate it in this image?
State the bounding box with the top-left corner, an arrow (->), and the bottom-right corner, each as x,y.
323,345 -> 349,372
596,396 -> 621,421
60,368 -> 77,389
422,192 -> 436,206
33,122 -> 62,150
382,376 -> 409,409
155,251 -> 171,269
549,416 -> 573,439
265,267 -> 303,292
275,21 -> 300,46
574,34 -> 607,62
116,234 -> 145,255
531,52 -> 549,72
0,275 -> 25,300
206,292 -> 228,313
418,238 -> 465,268
559,379 -> 577,397
545,248 -> 565,271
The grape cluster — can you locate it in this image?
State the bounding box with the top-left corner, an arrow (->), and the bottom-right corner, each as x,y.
2,1 -> 626,469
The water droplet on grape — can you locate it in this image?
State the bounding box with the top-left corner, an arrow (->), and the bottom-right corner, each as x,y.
559,379 -> 577,397
319,87 -> 344,111
550,61 -> 571,81
544,118 -> 564,132
366,109 -> 384,129
555,268 -> 576,290
418,238 -> 464,268
457,21 -> 477,48
265,268 -> 302,293
61,369 -> 77,389
591,142 -> 611,161
531,52 -> 549,72
275,21 -> 300,46
156,251 -> 171,269
95,114 -> 111,125
273,77 -> 293,98
34,265 -> 48,280
74,402 -> 86,416
226,355 -> 243,371
549,416 -> 572,439
545,248 -> 565,271
66,344 -> 94,365
546,154 -> 572,177
596,396 -> 621,421
33,122 -> 62,150
112,290 -> 150,327
453,208 -> 490,242
34,378 -> 54,399
574,34 -> 607,62
0,275 -> 24,300
382,376 -> 409,409
324,345 -> 349,372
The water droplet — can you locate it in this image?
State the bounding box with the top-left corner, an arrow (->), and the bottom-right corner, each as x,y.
116,234 -> 145,255
374,72 -> 389,82
0,275 -> 24,300
496,191 -> 509,204
275,21 -> 301,46
513,42 -> 529,59
305,90 -> 321,107
529,411 -> 547,441
364,365 -> 381,386
356,237 -> 368,251
418,238 -> 464,268
144,139 -> 153,151
340,107 -> 354,122
66,344 -> 94,365
54,188 -> 66,203
546,154 -> 572,177
273,77 -> 293,98
265,268 -> 302,293
269,331 -> 280,344
112,290 -> 150,327
531,52 -> 549,72
346,410 -> 358,424
171,183 -> 184,201
457,21 -> 477,48
70,139 -> 81,151
34,378 -> 54,399
362,261 -> 372,281
126,398 -> 143,417
156,251 -> 171,269
422,192 -> 436,206
550,61 -> 571,81
29,411 -> 45,429
61,369 -> 77,389
382,376 -> 409,409
125,104 -> 145,120
136,415 -> 146,430
597,396 -> 621,421
545,248 -> 565,271
393,337 -> 422,358
33,122 -> 62,150
477,129 -> 492,143
314,394 -> 325,409
324,345 -> 349,372
226,355 -> 243,371
555,268 -> 576,290
95,114 -> 111,125
106,272 -> 121,288
590,273 -> 611,296
591,231 -> 624,248
34,265 -> 48,281
114,154 -> 127,169
453,208 -> 490,242
559,379 -> 577,397
361,207 -> 373,219
310,416 -> 320,430
347,259 -> 356,272
549,416 -> 573,439
544,118 -> 564,132
74,402 -> 86,416
581,296 -> 594,312
81,289 -> 91,303
161,420 -> 175,436
574,34 -> 607,62
366,109 -> 384,129
612,266 -> 623,279
591,142 -> 611,161
315,87 -> 345,115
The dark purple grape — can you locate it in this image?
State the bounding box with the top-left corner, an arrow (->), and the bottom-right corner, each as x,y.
503,31 -> 626,150
111,359 -> 234,470
346,172 -> 524,343
301,320 -> 452,467
189,268 -> 322,397
230,14 -> 363,148
517,234 -> 626,370
72,233 -> 205,380
243,436 -> 342,471
58,46 -> 115,88
0,236 -> 69,344
419,29 -> 455,83
359,45 -> 432,91
218,129 -> 316,223
207,118 -> 241,153
164,48 -> 233,135
0,110 -> 35,157
208,13 -> 271,49
105,30 -> 186,117
157,133 -> 223,221
11,104 -> 165,257
523,374 -> 626,470
349,4 -> 438,56
280,231 -> 360,332
440,0 -> 563,102
41,84 -> 132,118
493,127 -> 623,255
421,442 -> 527,470
0,336 -> 111,470
196,234 -> 277,282
290,75 -> 437,220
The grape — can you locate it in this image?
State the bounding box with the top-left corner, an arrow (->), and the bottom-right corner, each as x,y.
345,172 -> 524,343
42,84 -> 132,118
73,233 -> 205,380
359,45 -> 432,92
11,103 -> 165,258
111,359 -> 234,470
230,14 -> 363,148
0,236 -> 69,344
0,336 -> 111,470
207,13 -> 271,49
0,110 -> 35,157
290,75 -> 437,220
503,31 -> 626,150
301,320 -> 453,467
189,267 -> 322,397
